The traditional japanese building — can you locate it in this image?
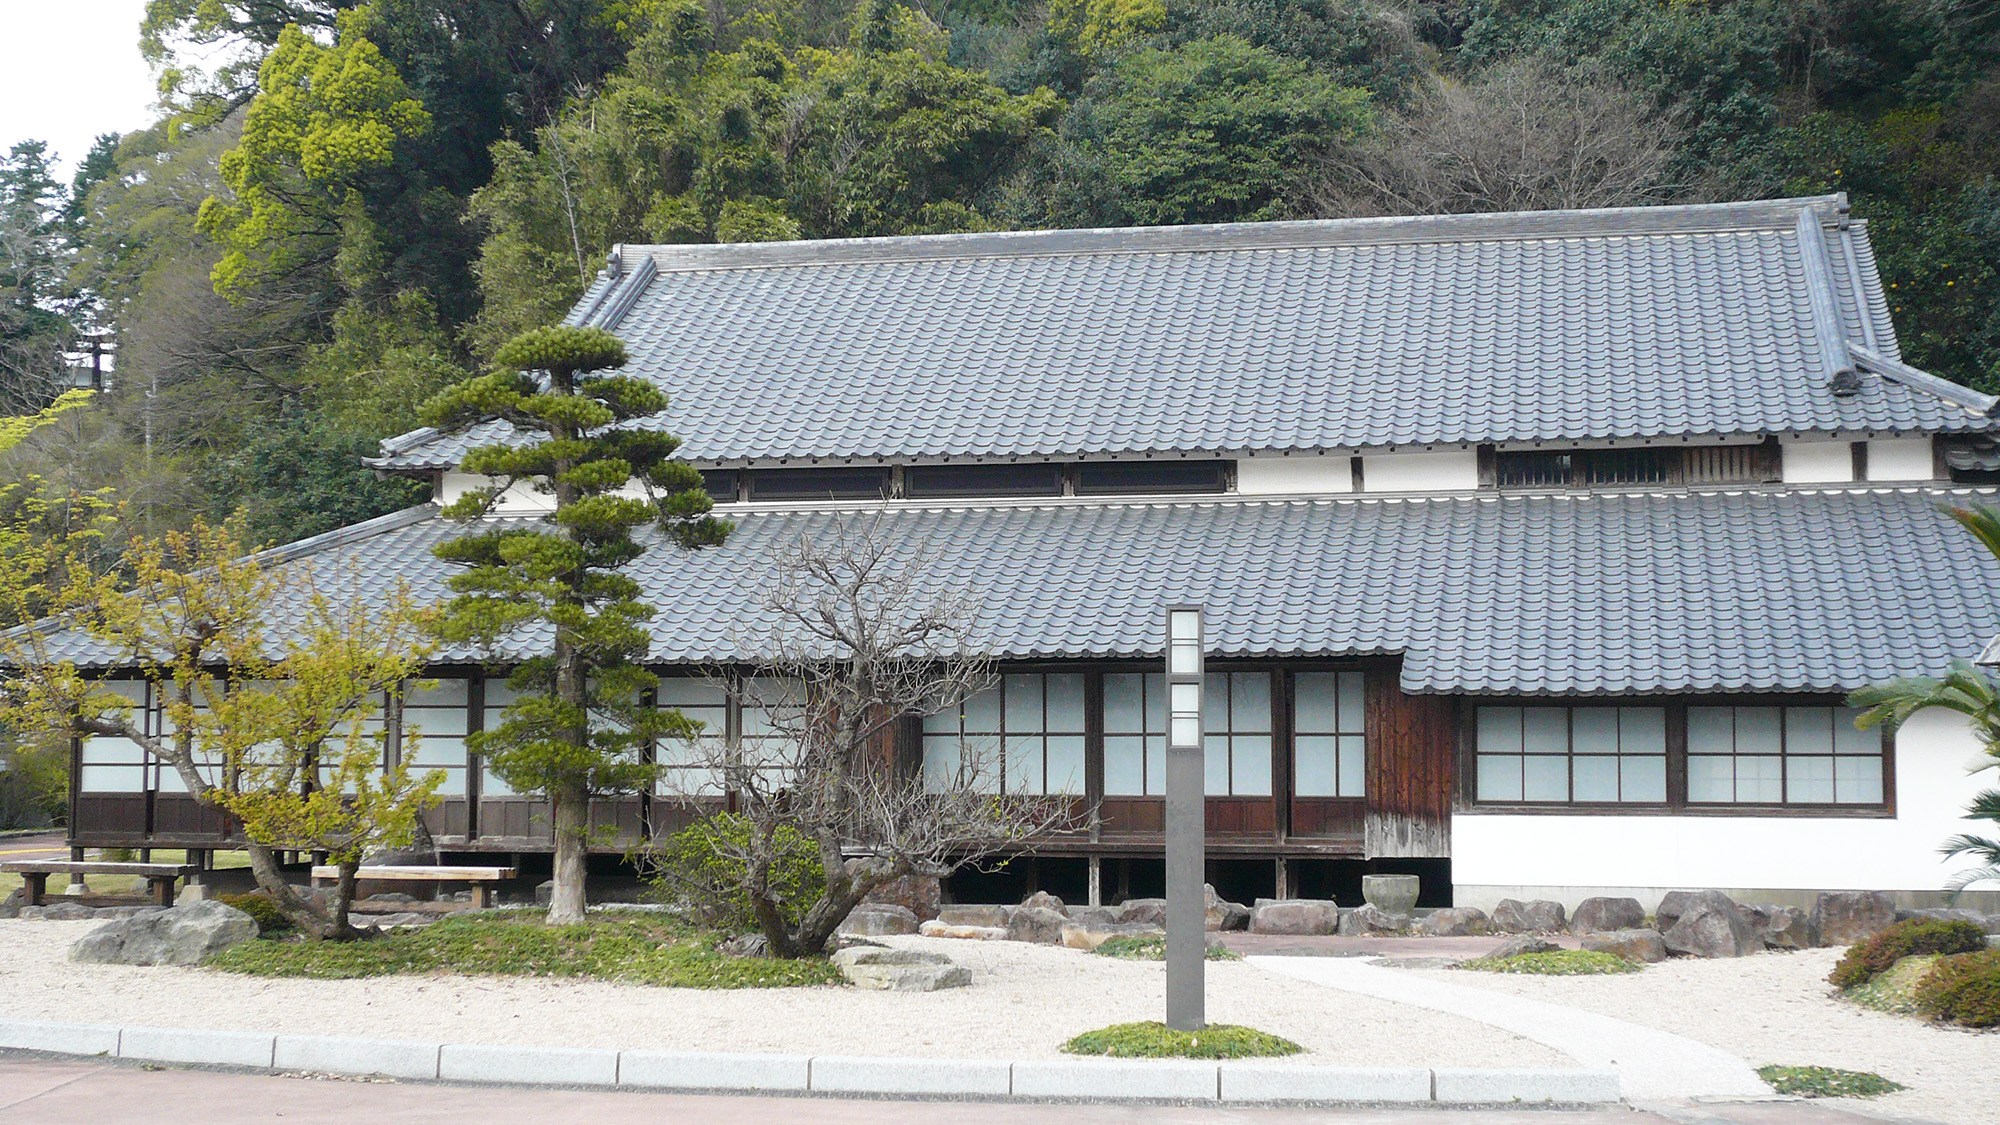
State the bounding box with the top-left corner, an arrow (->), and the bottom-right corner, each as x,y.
51,194 -> 2000,910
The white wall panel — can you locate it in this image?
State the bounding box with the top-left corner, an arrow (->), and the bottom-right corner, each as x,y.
1361,451 -> 1479,492
1866,437 -> 1935,481
1780,441 -> 1855,483
1236,456 -> 1353,495
439,472 -> 555,513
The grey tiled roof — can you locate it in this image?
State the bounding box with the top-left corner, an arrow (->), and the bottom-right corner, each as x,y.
371,195 -> 1998,472
36,487 -> 2000,696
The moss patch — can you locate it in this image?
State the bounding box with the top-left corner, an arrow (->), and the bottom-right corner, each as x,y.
1062,1021 -> 1302,1059
1843,954 -> 1938,1015
1757,1065 -> 1905,1098
208,911 -> 842,988
1460,949 -> 1640,975
1092,934 -> 1242,961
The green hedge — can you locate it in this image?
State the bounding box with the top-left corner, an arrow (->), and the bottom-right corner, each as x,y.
1829,919 -> 1987,989
1914,948 -> 2000,1028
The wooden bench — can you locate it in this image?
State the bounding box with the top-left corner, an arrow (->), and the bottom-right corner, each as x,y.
311,865 -> 518,910
2,861 -> 198,907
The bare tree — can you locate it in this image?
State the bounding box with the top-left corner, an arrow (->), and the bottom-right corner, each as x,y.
658,510 -> 1081,958
1312,56 -> 1712,218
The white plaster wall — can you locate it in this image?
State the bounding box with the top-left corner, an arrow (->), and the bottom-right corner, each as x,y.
1236,456 -> 1353,495
1780,440 -> 1855,483
1361,451 -> 1479,492
1866,437 -> 1936,481
1451,709 -> 1994,911
439,471 -> 555,513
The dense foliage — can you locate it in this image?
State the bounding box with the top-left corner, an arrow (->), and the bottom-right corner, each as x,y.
1913,947 -> 2000,1027
650,813 -> 828,933
2,0 -> 1998,555
1827,918 -> 1990,989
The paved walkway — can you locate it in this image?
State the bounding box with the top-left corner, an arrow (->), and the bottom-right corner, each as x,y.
1246,957 -> 1770,1102
0,1056 -> 1893,1125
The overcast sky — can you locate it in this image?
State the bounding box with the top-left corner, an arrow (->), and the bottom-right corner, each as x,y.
0,0 -> 160,179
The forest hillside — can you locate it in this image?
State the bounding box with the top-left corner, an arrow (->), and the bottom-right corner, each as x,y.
3,0 -> 1998,562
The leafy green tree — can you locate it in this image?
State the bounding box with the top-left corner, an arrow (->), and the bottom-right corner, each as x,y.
1852,503 -> 2000,899
418,325 -> 728,923
198,412 -> 431,546
0,141 -> 80,412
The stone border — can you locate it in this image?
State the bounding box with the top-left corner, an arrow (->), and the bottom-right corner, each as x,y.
0,1018 -> 1619,1105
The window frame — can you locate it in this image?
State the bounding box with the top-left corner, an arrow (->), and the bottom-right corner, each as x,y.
1458,695 -> 1895,816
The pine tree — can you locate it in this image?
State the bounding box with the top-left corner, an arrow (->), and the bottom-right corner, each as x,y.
419,324 -> 727,924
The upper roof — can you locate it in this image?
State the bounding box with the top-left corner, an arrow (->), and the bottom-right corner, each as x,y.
372,195 -> 1999,472
36,486 -> 2000,696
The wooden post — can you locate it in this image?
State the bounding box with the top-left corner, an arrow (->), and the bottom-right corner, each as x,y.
22,872 -> 47,907
1088,856 -> 1102,907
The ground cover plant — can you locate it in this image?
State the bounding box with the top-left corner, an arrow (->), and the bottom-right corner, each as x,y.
1460,950 -> 1640,975
1828,919 -> 1988,989
208,910 -> 842,988
1842,954 -> 1939,1016
1092,934 -> 1241,961
1914,948 -> 2000,1028
1757,1065 -> 1906,1098
1063,1021 -> 1302,1059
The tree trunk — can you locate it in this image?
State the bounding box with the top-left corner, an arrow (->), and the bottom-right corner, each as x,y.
333,859 -> 359,936
244,839 -> 360,940
547,779 -> 590,925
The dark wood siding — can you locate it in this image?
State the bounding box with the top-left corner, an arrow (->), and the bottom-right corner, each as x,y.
1364,668 -> 1455,857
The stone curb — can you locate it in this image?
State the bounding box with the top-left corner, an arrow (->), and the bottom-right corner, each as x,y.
0,1019 -> 1620,1104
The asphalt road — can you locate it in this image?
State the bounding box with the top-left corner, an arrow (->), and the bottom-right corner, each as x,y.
0,1056 -> 1895,1125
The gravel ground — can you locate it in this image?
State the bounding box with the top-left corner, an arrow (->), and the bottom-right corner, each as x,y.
0,920 -> 1558,1067
1406,948 -> 1999,1125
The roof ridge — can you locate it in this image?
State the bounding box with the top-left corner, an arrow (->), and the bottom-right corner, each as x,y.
616,195 -> 1850,275
250,503 -> 441,567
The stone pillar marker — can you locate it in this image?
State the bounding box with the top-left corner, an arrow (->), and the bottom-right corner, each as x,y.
1164,605 -> 1205,1032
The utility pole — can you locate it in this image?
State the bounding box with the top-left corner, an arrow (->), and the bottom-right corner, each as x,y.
1164,605 -> 1205,1031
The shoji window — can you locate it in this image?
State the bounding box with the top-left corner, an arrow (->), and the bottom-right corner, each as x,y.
1687,705 -> 1883,805
1474,706 -> 1667,803
401,678 -> 468,796
1204,672 -> 1273,796
78,680 -> 148,793
657,677 -> 728,798
922,673 -> 1085,795
1102,672 -> 1166,796
1293,672 -> 1366,797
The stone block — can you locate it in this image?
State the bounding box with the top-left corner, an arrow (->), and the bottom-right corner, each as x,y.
1060,921 -> 1164,950
438,1043 -> 619,1086
1664,891 -> 1759,958
831,945 -> 970,990
1249,899 -> 1340,935
835,904 -> 920,936
1114,898 -> 1166,926
69,900 -> 259,966
273,1035 -> 440,1079
1005,905 -> 1069,944
1756,905 -> 1817,949
1361,875 -> 1420,916
918,920 -> 1007,940
1490,899 -> 1566,934
1489,936 -> 1559,960
1011,1059 -> 1218,1100
119,1025 -> 274,1069
1432,1068 -> 1621,1104
859,872 -> 941,922
1218,1065 -> 1432,1103
1021,890 -> 1066,913
1812,891 -> 1897,947
617,1050 -> 810,1091
1338,904 -> 1412,935
1654,890 -> 1694,931
1569,897 -> 1645,935
936,904 -> 1009,928
808,1055 -> 1012,1096
1579,929 -> 1666,963
1063,906 -> 1123,927
0,1018 -> 120,1056
1205,884 -> 1252,931
1418,907 -> 1489,937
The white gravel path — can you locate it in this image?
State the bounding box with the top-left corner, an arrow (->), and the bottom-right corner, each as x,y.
0,921 -> 1558,1068
1406,948 -> 1999,1125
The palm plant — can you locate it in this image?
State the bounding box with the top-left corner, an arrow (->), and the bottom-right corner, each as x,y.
1849,503 -> 2000,899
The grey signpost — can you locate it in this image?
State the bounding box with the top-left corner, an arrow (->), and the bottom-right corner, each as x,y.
1164,605 -> 1205,1031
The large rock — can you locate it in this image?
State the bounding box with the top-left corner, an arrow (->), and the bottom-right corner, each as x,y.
1755,905 -> 1817,950
1418,907 -> 1489,937
830,946 -> 969,991
69,900 -> 258,966
936,904 -> 1009,928
1581,928 -> 1667,963
1060,921 -> 1164,951
860,873 -> 941,922
1063,906 -> 1123,927
1570,897 -> 1645,935
1655,891 -> 1695,932
1362,874 -> 1421,915
1114,899 -> 1166,926
1489,936 -> 1559,959
1902,907 -> 2000,935
38,901 -> 103,921
836,904 -> 921,937
1491,899 -> 1567,934
918,920 -> 1007,941
1812,891 -> 1898,947
1338,904 -> 1412,935
1249,899 -> 1340,935
1005,905 -> 1070,944
1663,891 -> 1760,958
0,888 -> 22,920
1021,890 -> 1066,914
1205,884 -> 1252,931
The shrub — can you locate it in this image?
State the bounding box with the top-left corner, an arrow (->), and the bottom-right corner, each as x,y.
1828,919 -> 1987,989
1461,949 -> 1640,975
1757,1065 -> 1905,1098
647,814 -> 825,933
1914,948 -> 2000,1028
1092,934 -> 1242,961
216,892 -> 295,937
1062,1021 -> 1303,1059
